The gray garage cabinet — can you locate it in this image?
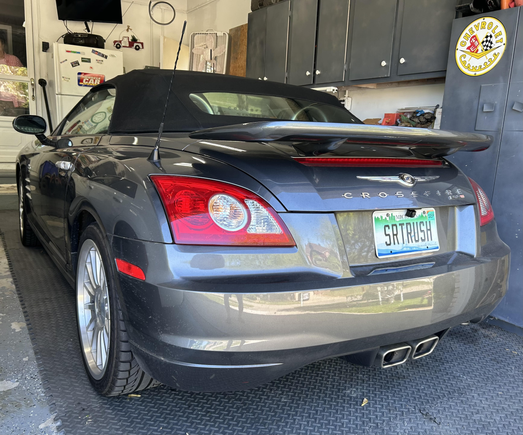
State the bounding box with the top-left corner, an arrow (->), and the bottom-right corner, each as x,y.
246,0 -> 457,87
441,7 -> 523,332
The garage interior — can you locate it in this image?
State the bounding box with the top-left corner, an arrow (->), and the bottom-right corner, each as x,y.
0,0 -> 522,434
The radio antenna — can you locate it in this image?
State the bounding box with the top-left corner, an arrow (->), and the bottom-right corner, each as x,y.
148,20 -> 187,164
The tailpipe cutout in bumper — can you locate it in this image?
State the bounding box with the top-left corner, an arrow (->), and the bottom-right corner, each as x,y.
408,336 -> 439,360
378,335 -> 439,368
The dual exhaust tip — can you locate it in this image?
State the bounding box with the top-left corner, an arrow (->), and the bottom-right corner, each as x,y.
378,336 -> 439,368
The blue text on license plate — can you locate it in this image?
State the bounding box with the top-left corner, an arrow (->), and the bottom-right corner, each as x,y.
372,208 -> 439,258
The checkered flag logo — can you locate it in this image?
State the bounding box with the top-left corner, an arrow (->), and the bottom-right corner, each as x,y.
481,33 -> 494,51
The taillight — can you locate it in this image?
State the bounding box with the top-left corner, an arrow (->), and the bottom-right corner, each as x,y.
469,178 -> 494,226
150,175 -> 295,246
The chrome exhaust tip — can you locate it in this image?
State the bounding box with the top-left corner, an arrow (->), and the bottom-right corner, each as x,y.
410,336 -> 439,359
378,344 -> 412,368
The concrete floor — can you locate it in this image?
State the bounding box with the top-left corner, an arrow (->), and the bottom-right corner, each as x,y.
0,179 -> 56,434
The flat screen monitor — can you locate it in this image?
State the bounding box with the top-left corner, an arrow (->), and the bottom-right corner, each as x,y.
56,0 -> 123,24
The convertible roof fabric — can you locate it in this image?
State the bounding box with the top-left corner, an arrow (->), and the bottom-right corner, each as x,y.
95,70 -> 349,134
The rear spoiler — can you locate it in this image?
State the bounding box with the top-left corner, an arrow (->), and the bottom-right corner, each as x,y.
189,121 -> 492,158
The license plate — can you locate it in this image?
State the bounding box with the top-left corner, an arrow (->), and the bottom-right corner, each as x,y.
373,208 -> 439,258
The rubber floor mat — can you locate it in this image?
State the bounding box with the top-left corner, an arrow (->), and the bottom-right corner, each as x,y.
1,210 -> 522,435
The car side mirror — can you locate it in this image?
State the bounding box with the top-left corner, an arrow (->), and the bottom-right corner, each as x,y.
13,114 -> 46,134
12,115 -> 55,146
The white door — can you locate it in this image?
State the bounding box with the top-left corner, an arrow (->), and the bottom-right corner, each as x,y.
0,0 -> 37,172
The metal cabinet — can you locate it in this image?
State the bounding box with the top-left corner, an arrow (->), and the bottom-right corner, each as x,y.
397,0 -> 456,76
347,0 -> 397,81
287,0 -> 317,85
315,0 -> 350,84
346,0 -> 456,84
287,0 -> 350,86
246,1 -> 290,83
441,8 -> 523,330
246,8 -> 266,81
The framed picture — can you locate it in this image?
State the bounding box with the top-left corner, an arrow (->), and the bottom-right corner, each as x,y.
0,24 -> 13,55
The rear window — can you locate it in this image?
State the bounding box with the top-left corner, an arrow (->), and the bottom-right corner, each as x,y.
189,92 -> 360,123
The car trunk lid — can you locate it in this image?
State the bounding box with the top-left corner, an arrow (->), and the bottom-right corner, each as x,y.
182,143 -> 478,212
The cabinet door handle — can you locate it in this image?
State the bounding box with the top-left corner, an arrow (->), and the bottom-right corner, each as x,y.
483,103 -> 496,112
512,102 -> 523,113
263,77 -> 268,81
315,70 -> 321,75
381,61 -> 387,67
399,58 -> 406,64
305,71 -> 311,76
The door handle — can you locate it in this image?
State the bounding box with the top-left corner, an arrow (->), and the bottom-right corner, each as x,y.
55,161 -> 74,171
483,103 -> 496,112
512,102 -> 523,113
30,78 -> 35,101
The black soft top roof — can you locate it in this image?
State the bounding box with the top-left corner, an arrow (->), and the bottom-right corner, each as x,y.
96,69 -> 349,134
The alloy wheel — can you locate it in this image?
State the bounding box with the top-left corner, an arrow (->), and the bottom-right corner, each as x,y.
77,239 -> 111,380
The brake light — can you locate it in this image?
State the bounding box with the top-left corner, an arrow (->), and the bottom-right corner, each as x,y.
150,175 -> 295,246
293,157 -> 443,167
469,178 -> 494,226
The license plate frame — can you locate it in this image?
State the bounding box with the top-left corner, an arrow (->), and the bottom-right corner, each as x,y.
372,208 -> 440,258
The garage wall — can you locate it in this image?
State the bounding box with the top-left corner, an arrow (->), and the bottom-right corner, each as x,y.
29,0 -> 444,125
186,0 -> 250,39
31,0 -> 187,116
341,84 -> 446,122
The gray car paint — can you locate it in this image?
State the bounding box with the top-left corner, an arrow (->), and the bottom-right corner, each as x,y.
16,126 -> 510,392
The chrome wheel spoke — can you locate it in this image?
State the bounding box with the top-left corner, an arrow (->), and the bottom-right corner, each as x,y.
99,269 -> 106,292
96,327 -> 103,367
95,252 -> 102,288
86,315 -> 96,332
84,281 -> 95,297
86,254 -> 96,287
90,324 -> 97,351
100,330 -> 107,366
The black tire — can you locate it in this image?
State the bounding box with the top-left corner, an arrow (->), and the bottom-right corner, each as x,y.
115,43 -> 122,49
18,171 -> 39,247
134,44 -> 141,51
76,223 -> 158,396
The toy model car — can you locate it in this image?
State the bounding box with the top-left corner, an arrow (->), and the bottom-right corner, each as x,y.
13,70 -> 510,396
113,36 -> 144,50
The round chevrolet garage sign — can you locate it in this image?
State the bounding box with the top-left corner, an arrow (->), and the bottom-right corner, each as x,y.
455,17 -> 506,76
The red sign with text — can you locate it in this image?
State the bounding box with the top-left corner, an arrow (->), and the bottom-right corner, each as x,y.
77,73 -> 105,87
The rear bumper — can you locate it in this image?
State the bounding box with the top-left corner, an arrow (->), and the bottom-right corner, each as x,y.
129,304 -> 495,392
114,233 -> 510,392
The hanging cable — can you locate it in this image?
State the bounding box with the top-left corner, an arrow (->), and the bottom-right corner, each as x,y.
148,1 -> 176,25
63,20 -> 73,34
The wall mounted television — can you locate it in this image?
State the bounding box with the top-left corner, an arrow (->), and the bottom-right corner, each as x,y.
56,0 -> 123,24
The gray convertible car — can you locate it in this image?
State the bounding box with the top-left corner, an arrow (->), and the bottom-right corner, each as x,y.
13,70 -> 510,396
